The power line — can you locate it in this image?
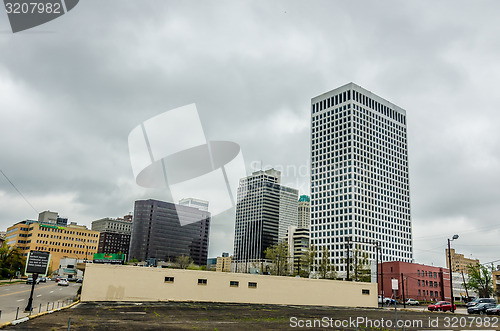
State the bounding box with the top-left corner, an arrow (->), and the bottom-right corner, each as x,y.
413,244 -> 446,253
0,169 -> 38,214
457,244 -> 500,247
416,224 -> 500,241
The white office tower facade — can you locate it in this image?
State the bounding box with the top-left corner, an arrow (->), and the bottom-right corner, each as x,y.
310,83 -> 413,274
298,195 -> 311,228
233,169 -> 298,271
278,187 -> 299,242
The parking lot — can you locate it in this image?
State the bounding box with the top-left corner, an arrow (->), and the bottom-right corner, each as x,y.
2,301 -> 496,330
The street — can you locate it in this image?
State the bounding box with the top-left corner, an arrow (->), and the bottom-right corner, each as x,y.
0,281 -> 79,323
385,305 -> 469,314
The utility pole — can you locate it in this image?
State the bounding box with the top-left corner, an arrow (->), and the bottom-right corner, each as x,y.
376,241 -> 379,305
461,271 -> 470,301
380,246 -> 384,303
448,234 -> 459,313
277,254 -> 280,276
354,245 -> 358,282
401,273 -> 406,308
296,257 -> 299,276
346,238 -> 350,281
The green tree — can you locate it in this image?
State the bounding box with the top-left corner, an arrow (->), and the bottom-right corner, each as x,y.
467,263 -> 493,298
297,244 -> 316,278
265,242 -> 289,276
352,245 -> 371,282
0,242 -> 25,279
176,255 -> 192,269
318,245 -> 336,279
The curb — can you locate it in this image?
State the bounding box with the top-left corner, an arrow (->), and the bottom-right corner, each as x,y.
0,301 -> 80,329
0,322 -> 12,329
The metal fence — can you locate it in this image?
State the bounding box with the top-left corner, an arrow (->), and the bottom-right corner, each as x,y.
7,297 -> 76,321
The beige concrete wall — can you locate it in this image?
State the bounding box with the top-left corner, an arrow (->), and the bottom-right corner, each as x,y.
81,264 -> 377,307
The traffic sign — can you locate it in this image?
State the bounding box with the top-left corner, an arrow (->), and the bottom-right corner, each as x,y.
25,251 -> 51,275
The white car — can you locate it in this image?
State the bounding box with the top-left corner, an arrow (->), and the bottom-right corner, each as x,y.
406,298 -> 420,306
58,279 -> 69,286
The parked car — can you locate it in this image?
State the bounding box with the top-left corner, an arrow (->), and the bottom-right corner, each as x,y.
466,298 -> 496,308
406,298 -> 420,306
468,303 -> 497,315
39,277 -> 47,283
76,278 -> 83,283
428,301 -> 456,312
486,304 -> 500,315
58,279 -> 69,286
378,296 -> 396,305
26,277 -> 40,285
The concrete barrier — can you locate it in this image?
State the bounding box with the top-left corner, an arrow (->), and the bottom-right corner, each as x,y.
81,264 -> 377,308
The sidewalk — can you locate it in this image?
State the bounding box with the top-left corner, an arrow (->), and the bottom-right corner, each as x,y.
0,280 -> 24,287
0,300 -> 77,329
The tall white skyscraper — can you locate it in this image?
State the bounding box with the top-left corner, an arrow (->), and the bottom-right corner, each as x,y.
310,83 -> 413,274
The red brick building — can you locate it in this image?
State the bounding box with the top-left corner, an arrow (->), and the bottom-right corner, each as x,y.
378,261 -> 451,302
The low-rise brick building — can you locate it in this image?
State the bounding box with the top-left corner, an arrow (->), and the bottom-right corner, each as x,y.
378,261 -> 451,302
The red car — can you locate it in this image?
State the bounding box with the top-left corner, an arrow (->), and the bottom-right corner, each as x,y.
428,301 -> 456,312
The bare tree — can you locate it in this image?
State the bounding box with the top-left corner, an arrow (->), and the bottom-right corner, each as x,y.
176,255 -> 192,269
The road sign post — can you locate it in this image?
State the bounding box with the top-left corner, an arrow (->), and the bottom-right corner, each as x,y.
392,278 -> 399,330
24,251 -> 50,312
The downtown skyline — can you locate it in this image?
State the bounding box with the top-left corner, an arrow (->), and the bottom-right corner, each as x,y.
1,1 -> 500,268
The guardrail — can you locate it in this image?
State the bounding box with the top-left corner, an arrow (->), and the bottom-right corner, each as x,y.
0,297 -> 77,328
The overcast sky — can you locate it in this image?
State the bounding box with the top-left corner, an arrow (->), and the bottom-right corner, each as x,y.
1,1 -> 499,267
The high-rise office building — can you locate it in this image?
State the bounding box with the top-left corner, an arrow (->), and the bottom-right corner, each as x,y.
278,187 -> 299,242
445,248 -> 479,273
91,215 -> 133,256
5,220 -> 99,272
233,169 -> 298,269
285,225 -> 310,275
38,210 -> 68,226
310,83 -> 413,274
179,198 -> 209,212
297,195 -> 310,228
129,199 -> 210,266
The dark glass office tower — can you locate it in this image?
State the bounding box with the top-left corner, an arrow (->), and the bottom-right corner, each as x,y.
129,199 -> 210,266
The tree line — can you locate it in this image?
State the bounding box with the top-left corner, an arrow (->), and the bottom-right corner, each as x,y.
0,242 -> 25,279
263,242 -> 371,281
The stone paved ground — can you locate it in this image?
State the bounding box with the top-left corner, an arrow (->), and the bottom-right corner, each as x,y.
3,301 -> 497,330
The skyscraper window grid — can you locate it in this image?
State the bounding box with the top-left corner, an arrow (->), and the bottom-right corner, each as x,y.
233,170 -> 281,264
310,82 -> 413,274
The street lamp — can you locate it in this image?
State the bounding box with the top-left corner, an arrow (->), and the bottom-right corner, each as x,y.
448,234 -> 459,313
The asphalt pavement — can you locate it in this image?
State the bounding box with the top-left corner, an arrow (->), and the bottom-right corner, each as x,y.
2,301 -> 493,330
0,281 -> 79,324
